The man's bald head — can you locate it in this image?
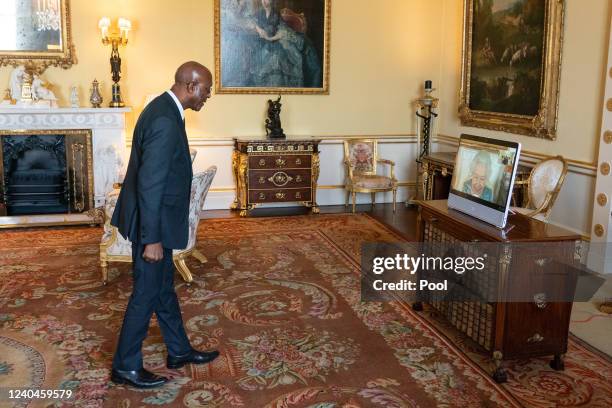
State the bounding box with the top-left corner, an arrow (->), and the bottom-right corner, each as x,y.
171,61 -> 213,112
174,61 -> 211,85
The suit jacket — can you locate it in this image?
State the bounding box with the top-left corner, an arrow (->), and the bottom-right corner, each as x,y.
111,92 -> 193,249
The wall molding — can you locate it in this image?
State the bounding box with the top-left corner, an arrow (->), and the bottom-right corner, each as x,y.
127,134 -> 419,148
210,181 -> 416,193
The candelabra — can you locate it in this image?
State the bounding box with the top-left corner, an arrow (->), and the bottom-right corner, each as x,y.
409,80 -> 439,204
98,17 -> 131,108
416,80 -> 439,159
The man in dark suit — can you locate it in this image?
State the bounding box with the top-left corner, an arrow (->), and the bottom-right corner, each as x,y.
110,61 -> 219,388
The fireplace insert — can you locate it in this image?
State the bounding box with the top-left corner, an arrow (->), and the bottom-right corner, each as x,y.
0,130 -> 93,218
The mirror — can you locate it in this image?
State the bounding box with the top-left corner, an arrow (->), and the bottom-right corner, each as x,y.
0,0 -> 76,71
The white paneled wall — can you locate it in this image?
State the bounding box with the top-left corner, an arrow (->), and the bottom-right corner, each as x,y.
588,14 -> 612,274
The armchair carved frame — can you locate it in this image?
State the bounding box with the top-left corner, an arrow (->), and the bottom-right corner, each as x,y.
512,155 -> 568,221
100,163 -> 216,285
343,139 -> 398,213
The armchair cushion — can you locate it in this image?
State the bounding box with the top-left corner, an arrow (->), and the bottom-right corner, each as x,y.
353,175 -> 393,189
346,141 -> 376,174
530,159 -> 565,209
176,166 -> 217,255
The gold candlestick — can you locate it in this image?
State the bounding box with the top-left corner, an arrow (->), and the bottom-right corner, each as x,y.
98,17 -> 131,108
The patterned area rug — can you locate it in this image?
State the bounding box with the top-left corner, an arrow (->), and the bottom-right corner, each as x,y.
1,214 -> 610,407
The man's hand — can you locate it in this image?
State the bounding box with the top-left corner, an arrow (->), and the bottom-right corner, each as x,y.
143,242 -> 164,263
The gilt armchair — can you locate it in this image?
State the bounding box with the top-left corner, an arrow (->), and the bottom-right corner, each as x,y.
511,155 -> 568,222
100,161 -> 217,284
343,139 -> 398,213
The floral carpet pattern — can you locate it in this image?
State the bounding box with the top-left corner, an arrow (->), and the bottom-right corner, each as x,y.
0,213 -> 611,407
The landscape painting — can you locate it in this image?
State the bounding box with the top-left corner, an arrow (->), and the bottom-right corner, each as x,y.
215,0 -> 330,94
459,0 -> 564,139
470,0 -> 544,115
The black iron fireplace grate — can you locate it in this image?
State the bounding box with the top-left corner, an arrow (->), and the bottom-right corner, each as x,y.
2,135 -> 69,216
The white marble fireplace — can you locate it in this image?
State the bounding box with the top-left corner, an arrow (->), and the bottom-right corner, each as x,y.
0,107 -> 130,227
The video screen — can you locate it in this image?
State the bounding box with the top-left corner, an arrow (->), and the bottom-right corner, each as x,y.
450,140 -> 518,210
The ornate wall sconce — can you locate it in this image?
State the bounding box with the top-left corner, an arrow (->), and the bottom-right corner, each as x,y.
98,17 -> 131,107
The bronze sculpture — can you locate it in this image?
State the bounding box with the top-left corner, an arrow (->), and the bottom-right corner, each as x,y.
265,96 -> 285,139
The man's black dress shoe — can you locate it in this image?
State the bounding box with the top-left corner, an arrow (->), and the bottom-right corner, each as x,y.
111,368 -> 167,389
167,349 -> 220,369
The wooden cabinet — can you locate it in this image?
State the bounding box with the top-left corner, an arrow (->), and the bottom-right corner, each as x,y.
414,200 -> 581,383
232,138 -> 320,216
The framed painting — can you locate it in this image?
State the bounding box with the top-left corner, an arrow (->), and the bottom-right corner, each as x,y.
214,0 -> 330,94
0,0 -> 76,72
458,0 -> 564,139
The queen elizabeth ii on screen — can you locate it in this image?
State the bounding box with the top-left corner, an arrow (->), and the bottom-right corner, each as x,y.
462,152 -> 493,202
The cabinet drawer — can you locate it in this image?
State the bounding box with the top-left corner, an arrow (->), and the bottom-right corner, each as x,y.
503,302 -> 572,358
249,169 -> 311,189
249,154 -> 311,169
249,188 -> 311,203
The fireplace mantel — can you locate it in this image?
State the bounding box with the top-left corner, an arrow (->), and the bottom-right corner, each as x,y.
0,107 -> 131,227
0,107 -> 130,129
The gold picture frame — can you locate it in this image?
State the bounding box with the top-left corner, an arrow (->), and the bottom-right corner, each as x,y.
458,0 -> 564,140
0,0 -> 76,72
214,0 -> 330,94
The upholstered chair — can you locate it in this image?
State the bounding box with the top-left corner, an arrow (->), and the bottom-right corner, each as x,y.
343,139 -> 398,213
100,156 -> 217,284
511,156 -> 568,222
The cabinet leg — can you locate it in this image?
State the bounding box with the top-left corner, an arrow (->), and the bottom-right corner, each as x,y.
412,301 -> 423,311
492,351 -> 507,383
550,354 -> 565,371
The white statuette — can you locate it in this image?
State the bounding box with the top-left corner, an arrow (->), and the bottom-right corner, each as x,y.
70,86 -> 80,108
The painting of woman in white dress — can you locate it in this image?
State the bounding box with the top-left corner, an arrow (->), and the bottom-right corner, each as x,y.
216,0 -> 330,94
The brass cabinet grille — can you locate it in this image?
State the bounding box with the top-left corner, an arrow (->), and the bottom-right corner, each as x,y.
422,221 -> 496,350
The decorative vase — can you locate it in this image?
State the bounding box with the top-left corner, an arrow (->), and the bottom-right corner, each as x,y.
90,79 -> 103,108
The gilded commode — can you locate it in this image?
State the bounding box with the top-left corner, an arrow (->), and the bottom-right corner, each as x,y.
231,137 -> 321,216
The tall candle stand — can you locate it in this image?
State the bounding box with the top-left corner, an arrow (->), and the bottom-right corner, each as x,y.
409,80 -> 439,205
